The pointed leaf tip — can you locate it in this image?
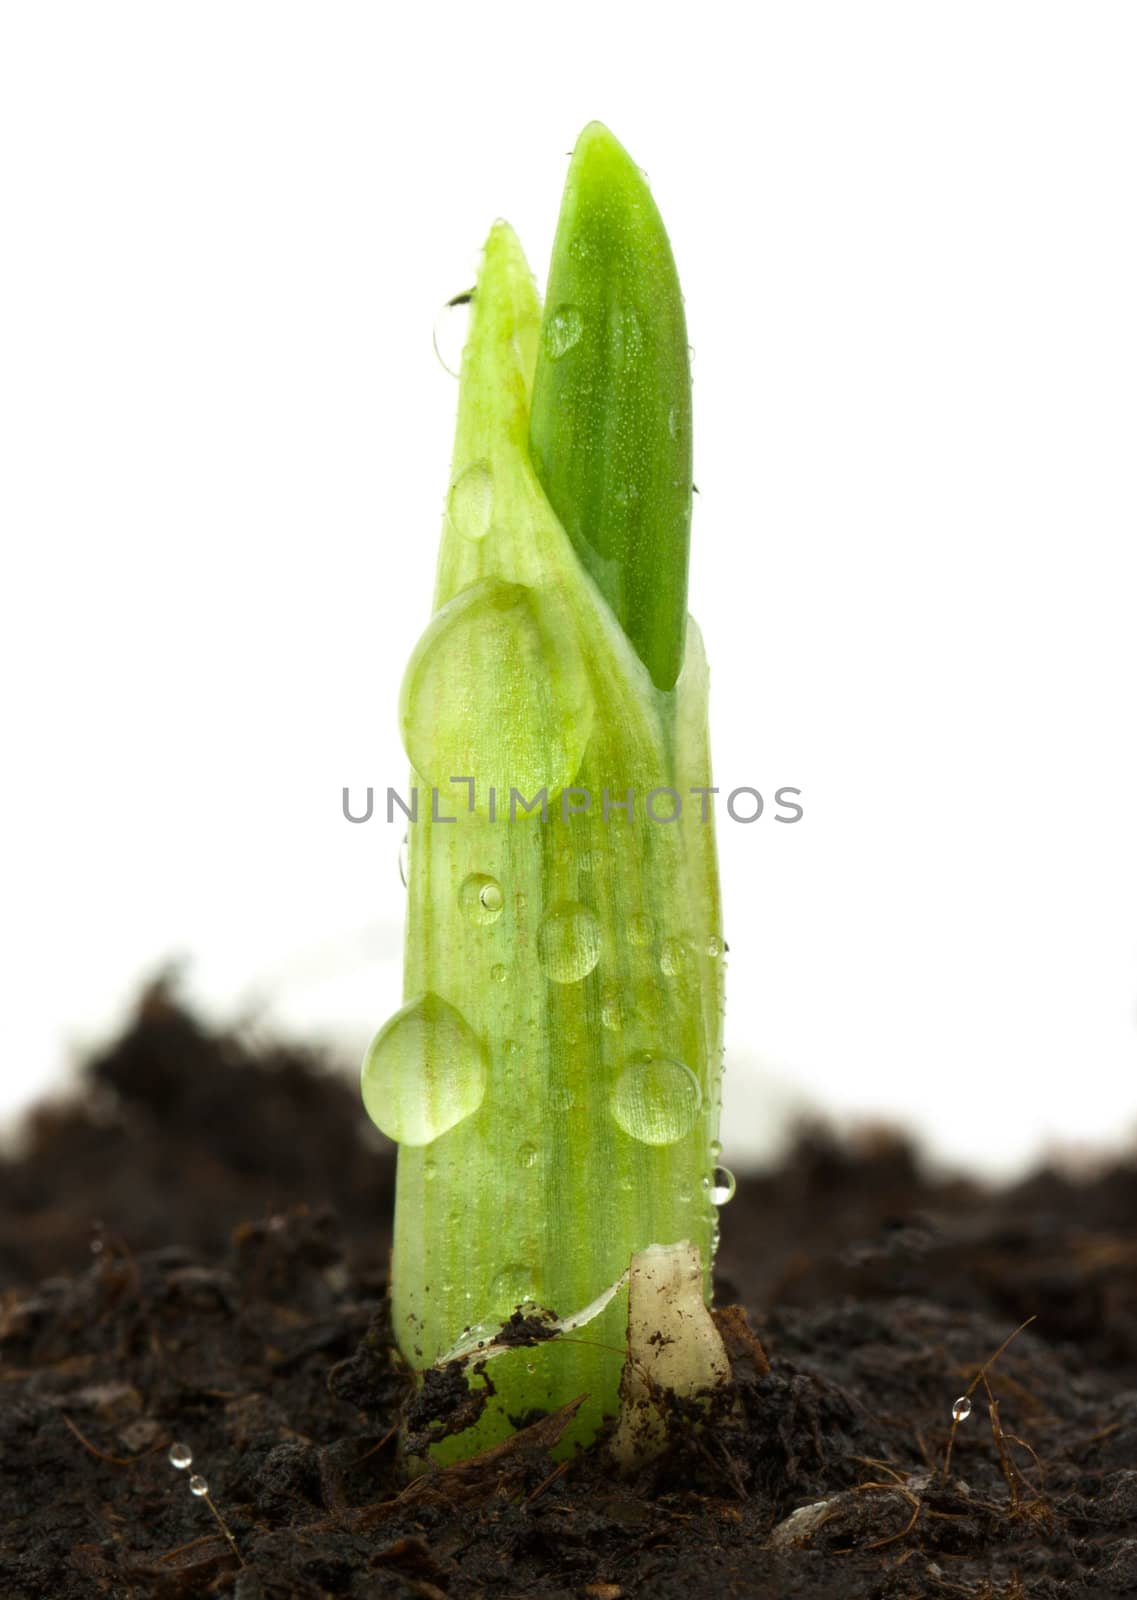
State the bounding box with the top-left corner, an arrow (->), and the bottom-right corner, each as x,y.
530,127 -> 693,691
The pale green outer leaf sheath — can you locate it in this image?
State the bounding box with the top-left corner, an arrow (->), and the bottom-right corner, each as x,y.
529,122 -> 693,692
363,219 -> 724,1460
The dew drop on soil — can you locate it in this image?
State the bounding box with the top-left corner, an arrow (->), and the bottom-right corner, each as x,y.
447,461 -> 494,541
168,1442 -> 193,1471
952,1396 -> 972,1422
537,901 -> 601,983
544,304 -> 583,359
432,288 -> 474,377
189,1475 -> 209,1497
460,873 -> 505,926
361,993 -> 486,1145
609,1053 -> 702,1146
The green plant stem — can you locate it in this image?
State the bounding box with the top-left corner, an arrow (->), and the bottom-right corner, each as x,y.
365,157 -> 722,1462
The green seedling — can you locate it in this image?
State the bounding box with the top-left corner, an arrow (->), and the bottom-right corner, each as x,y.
362,123 -> 728,1460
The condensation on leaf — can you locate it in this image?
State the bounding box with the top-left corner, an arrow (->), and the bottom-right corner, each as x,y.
610,1052 -> 701,1146
399,578 -> 594,812
361,993 -> 487,1146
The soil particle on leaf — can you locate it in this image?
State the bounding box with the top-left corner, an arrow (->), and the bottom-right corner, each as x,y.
2,983 -> 1136,1597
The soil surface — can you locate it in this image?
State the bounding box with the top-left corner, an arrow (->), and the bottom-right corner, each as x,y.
3,981 -> 1136,1599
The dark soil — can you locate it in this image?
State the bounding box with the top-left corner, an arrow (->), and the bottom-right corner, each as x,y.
3,981 -> 1136,1599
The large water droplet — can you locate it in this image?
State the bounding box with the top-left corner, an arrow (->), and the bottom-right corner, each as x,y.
544,304 -> 583,360
447,461 -> 494,542
708,1165 -> 736,1205
537,901 -> 601,983
361,993 -> 486,1145
400,578 -> 594,810
609,1053 -> 702,1146
432,288 -> 474,377
168,1441 -> 193,1471
952,1396 -> 972,1422
460,872 -> 505,926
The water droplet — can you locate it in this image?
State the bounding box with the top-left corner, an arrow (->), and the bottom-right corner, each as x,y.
446,461 -> 494,542
952,1396 -> 972,1422
361,993 -> 487,1145
432,288 -> 474,377
611,305 -> 644,367
398,833 -> 409,887
422,1158 -> 438,1181
489,1263 -> 538,1316
660,938 -> 686,978
709,1166 -> 736,1205
549,1083 -> 575,1112
460,873 -> 505,926
610,1053 -> 702,1146
189,1474 -> 209,1497
518,1142 -> 538,1169
627,912 -> 654,948
400,578 -> 594,808
168,1441 -> 193,1471
707,934 -> 722,958
544,304 -> 583,359
490,962 -> 507,983
537,901 -> 601,984
600,984 -> 626,1031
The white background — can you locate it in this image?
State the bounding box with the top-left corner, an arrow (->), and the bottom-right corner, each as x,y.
2,3 -> 1135,1178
